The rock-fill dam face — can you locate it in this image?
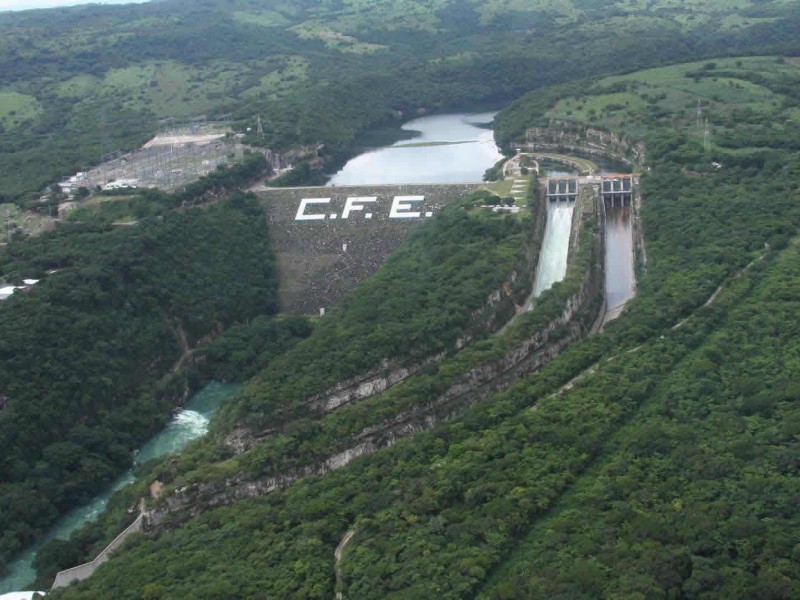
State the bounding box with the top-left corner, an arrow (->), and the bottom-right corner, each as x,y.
258,184 -> 480,314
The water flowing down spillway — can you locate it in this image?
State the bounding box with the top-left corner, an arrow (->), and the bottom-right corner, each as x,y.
0,382 -> 240,594
604,206 -> 636,310
533,201 -> 575,297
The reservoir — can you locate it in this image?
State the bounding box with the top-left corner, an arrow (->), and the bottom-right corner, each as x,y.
327,112 -> 502,185
0,382 -> 240,594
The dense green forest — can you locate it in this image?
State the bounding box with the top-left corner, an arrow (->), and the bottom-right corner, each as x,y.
1,0 -> 800,197
231,199 -> 531,429
0,193 -> 279,571
2,0 -> 800,596
47,52 -> 800,598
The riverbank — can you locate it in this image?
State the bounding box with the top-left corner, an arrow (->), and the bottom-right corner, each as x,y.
0,383 -> 240,594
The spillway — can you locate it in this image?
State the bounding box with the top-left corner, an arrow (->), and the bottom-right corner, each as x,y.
604,205 -> 635,310
533,201 -> 574,297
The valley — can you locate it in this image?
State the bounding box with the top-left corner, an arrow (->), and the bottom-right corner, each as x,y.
0,1 -> 799,599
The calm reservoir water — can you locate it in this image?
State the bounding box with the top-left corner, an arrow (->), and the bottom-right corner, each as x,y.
0,382 -> 240,593
327,112 -> 502,185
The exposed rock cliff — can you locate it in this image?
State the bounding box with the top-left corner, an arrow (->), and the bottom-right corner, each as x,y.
525,120 -> 646,168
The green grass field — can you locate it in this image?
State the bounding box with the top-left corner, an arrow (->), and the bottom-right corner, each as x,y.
0,91 -> 41,129
241,56 -> 309,100
232,10 -> 292,28
548,56 -> 800,152
289,23 -> 387,53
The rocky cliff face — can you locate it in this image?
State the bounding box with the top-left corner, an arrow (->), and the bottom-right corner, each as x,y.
219,266 -> 534,455
525,121 -> 646,168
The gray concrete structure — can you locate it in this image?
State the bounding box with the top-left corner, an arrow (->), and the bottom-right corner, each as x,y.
51,514 -> 143,590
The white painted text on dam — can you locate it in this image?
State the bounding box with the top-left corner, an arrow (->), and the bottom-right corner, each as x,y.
295,196 -> 435,221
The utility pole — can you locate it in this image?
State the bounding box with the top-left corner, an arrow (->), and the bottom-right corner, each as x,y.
99,106 -> 110,164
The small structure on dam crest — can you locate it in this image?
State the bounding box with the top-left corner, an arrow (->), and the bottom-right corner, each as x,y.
601,175 -> 633,207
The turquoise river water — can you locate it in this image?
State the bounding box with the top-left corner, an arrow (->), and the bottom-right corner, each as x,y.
0,382 -> 241,594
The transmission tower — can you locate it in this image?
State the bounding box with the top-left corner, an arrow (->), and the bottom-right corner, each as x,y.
704,118 -> 711,152
256,114 -> 264,138
99,106 -> 110,163
696,99 -> 702,128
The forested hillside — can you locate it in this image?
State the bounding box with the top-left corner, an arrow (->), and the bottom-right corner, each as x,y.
2,0 -> 800,597
0,193 -> 278,571
1,0 -> 799,197
50,54 -> 800,598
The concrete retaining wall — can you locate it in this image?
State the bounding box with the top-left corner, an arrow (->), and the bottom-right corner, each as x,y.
51,514 -> 143,590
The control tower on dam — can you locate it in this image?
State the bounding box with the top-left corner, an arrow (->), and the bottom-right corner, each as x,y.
601,174 -> 633,207
543,175 -> 635,205
546,178 -> 578,201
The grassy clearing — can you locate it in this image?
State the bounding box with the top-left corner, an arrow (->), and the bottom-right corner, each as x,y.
552,92 -> 647,122
476,0 -> 578,25
241,56 -> 309,100
484,174 -> 532,206
485,178 -> 514,197
232,10 -> 291,28
0,91 -> 41,128
290,23 -> 386,53
55,74 -> 99,98
720,14 -> 781,30
293,0 -> 448,34
547,56 -> 800,153
98,61 -> 246,117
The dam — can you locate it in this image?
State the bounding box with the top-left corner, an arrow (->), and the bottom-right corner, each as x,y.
259,115 -> 639,321
257,112 -> 503,314
18,119 -> 642,595
260,172 -> 637,322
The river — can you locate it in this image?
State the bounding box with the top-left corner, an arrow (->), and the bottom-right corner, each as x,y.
327,112 -> 502,186
0,382 -> 240,594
